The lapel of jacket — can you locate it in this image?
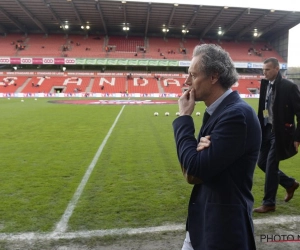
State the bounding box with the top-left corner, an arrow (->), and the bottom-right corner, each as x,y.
273,71 -> 282,101
199,91 -> 240,138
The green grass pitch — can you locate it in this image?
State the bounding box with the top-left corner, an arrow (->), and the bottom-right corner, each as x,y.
0,97 -> 299,234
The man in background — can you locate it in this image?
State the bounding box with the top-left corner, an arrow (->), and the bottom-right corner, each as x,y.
253,57 -> 300,213
173,44 -> 261,250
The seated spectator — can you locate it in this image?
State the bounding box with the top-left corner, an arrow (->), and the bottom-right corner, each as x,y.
256,50 -> 262,56
180,48 -> 186,54
127,73 -> 132,80
63,45 -> 69,51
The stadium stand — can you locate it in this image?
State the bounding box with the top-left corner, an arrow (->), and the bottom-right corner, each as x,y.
231,79 -> 261,95
20,76 -> 93,94
0,34 -> 286,63
21,76 -> 63,93
107,36 -> 145,52
4,75 -> 261,95
0,34 -> 27,57
91,76 -> 127,94
147,37 -> 186,60
127,77 -> 159,93
17,34 -> 66,57
161,77 -> 186,94
0,76 -> 28,93
63,77 -> 91,93
64,35 -> 105,58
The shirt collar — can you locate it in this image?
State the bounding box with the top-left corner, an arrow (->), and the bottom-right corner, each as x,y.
206,88 -> 232,115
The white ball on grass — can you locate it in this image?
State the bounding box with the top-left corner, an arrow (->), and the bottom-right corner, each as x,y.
176,112 -> 180,116
154,112 -> 159,116
196,112 -> 201,116
165,112 -> 169,116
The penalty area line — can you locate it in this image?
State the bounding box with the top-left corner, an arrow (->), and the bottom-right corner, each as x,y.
53,105 -> 126,234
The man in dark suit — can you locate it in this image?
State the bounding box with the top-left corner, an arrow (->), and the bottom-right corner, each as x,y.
253,57 -> 300,213
173,44 -> 261,250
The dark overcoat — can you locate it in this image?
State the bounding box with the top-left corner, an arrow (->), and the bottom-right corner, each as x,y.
258,72 -> 300,160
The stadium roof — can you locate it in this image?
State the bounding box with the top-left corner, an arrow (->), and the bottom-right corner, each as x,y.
0,0 -> 299,41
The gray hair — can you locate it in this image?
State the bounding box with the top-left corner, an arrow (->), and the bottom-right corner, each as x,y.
192,44 -> 238,89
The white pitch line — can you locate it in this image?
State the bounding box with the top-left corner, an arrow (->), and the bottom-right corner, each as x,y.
1,216 -> 300,241
52,105 -> 126,234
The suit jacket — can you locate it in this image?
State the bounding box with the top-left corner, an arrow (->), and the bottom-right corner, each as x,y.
173,91 -> 261,250
258,72 -> 300,160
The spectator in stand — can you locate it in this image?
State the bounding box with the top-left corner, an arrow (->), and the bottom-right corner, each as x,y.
127,73 -> 132,80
